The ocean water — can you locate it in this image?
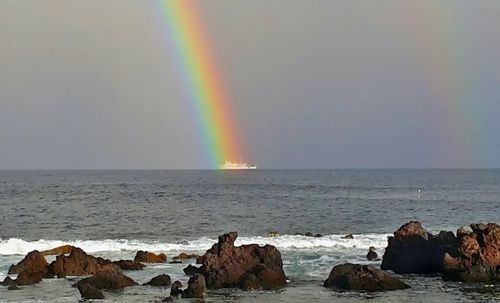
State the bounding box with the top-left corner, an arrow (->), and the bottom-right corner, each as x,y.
0,169 -> 499,302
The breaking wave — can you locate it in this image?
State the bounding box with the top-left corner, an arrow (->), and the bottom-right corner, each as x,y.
0,234 -> 390,256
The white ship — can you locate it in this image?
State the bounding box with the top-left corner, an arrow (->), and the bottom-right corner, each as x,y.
220,160 -> 257,170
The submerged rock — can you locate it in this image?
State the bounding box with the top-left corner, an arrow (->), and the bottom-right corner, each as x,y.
197,231 -> 286,290
77,283 -> 105,300
181,274 -> 206,298
113,260 -> 145,271
144,274 -> 172,287
7,285 -> 19,291
74,268 -> 137,290
2,276 -> 15,286
134,251 -> 167,263
342,234 -> 354,239
173,253 -> 199,260
324,263 -> 409,292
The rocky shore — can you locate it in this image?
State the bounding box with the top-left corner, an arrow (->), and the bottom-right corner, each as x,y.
1,222 -> 499,301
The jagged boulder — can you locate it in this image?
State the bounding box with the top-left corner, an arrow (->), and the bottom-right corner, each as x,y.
7,250 -> 49,285
181,274 -> 206,298
47,247 -> 119,278
74,268 -> 137,290
183,264 -> 202,276
77,283 -> 105,300
197,232 -> 286,290
144,274 -> 172,287
443,223 -> 500,282
2,276 -> 15,286
324,263 -> 409,292
8,250 -> 48,275
134,251 -> 166,263
381,221 -> 458,274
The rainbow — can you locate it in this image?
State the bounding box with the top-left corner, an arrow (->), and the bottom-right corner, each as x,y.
158,0 -> 244,168
402,2 -> 484,167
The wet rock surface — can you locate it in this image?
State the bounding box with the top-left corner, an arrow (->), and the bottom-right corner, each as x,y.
170,280 -> 183,297
77,283 -> 105,300
324,263 -> 410,292
181,274 -> 206,298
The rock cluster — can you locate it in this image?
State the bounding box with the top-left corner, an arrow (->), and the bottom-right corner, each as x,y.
382,221 -> 500,282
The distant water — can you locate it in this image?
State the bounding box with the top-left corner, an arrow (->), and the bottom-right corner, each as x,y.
1,170 -> 499,302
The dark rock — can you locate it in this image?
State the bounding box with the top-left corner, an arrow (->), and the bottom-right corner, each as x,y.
305,232 -> 314,237
367,247 -> 378,261
182,274 -> 206,298
381,221 -> 457,274
134,251 -> 166,263
314,234 -> 323,238
342,234 -> 354,239
240,273 -> 260,290
162,297 -> 174,302
10,251 -> 50,285
169,260 -> 182,264
74,268 -> 137,290
198,232 -> 286,290
144,274 -> 171,287
324,263 -> 409,292
2,276 -> 15,286
183,264 -> 202,276
7,285 -> 19,291
173,253 -> 199,260
77,283 -> 105,300
170,280 -> 183,297
113,260 -> 145,271
47,246 -> 119,278
16,270 -> 44,285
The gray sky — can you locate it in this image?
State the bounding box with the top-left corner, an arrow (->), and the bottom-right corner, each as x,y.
1,0 -> 499,169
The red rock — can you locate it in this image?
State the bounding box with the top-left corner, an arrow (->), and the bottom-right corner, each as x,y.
134,251 -> 166,263
7,250 -> 49,285
47,247 -> 118,278
198,232 -> 286,290
8,250 -> 48,275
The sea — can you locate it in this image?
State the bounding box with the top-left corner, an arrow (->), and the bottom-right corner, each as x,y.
0,169 -> 499,302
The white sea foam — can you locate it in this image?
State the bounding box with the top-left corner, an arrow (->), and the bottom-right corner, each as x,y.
0,234 -> 390,256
